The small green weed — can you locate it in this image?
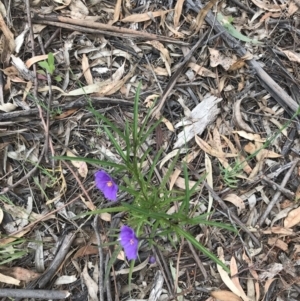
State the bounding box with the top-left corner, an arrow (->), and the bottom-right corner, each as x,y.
38,52 -> 62,82
57,83 -> 237,275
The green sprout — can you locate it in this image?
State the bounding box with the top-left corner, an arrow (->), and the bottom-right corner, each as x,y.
38,52 -> 62,82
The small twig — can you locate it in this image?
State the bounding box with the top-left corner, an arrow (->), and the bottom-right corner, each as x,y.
93,215 -> 105,301
186,241 -> 208,279
174,237 -> 184,294
44,28 -> 61,49
258,159 -> 299,226
0,289 -> 70,299
262,176 -> 295,200
27,232 -> 76,289
31,15 -> 188,45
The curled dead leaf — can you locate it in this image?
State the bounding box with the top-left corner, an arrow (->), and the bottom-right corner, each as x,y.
66,150 -> 88,178
121,10 -> 172,23
223,194 -> 245,215
284,206 -> 300,228
233,99 -> 254,133
211,290 -> 242,301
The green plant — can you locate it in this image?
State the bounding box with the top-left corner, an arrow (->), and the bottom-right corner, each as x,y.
38,52 -> 62,82
56,83 -> 237,274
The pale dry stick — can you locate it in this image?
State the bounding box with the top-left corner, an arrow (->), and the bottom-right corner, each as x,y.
186,240 -> 208,279
0,289 -> 70,299
93,215 -> 105,301
174,237 -> 184,295
258,159 -> 299,227
203,181 -> 261,247
35,15 -> 188,45
262,176 -> 295,200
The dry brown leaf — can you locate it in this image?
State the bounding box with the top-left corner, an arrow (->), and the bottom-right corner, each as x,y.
74,246 -> 99,259
209,48 -> 236,70
0,228 -> 31,246
174,0 -> 185,27
54,0 -> 72,10
174,176 -> 198,190
0,13 -> 15,52
233,131 -> 264,142
121,9 -> 172,23
288,1 -> 299,15
82,54 -> 93,85
0,267 -> 40,283
244,142 -> 282,159
69,0 -> 89,18
205,153 -> 213,215
284,206 -> 300,228
251,0 -> 286,11
230,257 -> 245,297
263,279 -> 276,299
267,237 -> 288,251
223,194 -> 245,215
188,62 -> 216,78
262,227 -> 294,235
26,54 -> 50,69
54,109 -> 78,120
195,136 -> 237,158
278,48 -> 300,63
233,99 -> 254,133
192,0 -> 218,34
217,247 -> 249,301
228,59 -> 246,71
0,103 -> 17,112
211,290 -> 242,301
0,273 -> 20,286
111,0 -> 122,24
146,40 -> 171,76
66,150 -> 88,178
82,264 -> 98,301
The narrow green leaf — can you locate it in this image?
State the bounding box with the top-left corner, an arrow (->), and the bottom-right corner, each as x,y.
133,82 -> 142,146
175,226 -> 229,272
103,125 -> 127,162
54,156 -> 127,170
104,244 -> 122,285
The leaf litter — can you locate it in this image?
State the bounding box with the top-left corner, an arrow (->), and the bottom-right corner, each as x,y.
0,0 -> 299,300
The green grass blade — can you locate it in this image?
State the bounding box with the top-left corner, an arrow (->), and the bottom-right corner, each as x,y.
103,244 -> 122,285
133,83 -> 142,146
54,156 -> 127,171
175,226 -> 229,272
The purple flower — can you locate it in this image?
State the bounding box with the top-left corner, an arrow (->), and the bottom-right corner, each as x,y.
95,170 -> 118,201
120,226 -> 138,260
149,256 -> 156,264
